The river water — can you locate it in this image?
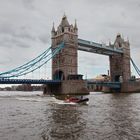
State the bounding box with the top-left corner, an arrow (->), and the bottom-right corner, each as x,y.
0,91 -> 140,140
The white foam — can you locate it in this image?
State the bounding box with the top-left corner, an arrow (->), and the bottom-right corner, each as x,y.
0,91 -> 42,97
15,97 -> 44,102
54,100 -> 77,105
15,96 -> 58,103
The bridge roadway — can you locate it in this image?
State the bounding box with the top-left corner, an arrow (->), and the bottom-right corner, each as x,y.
0,78 -> 121,89
0,78 -> 61,84
78,39 -> 123,55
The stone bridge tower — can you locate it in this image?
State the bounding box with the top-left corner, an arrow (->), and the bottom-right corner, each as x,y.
51,15 -> 78,80
43,15 -> 89,95
110,34 -> 131,82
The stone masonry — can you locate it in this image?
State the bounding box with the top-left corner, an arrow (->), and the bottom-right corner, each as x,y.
109,34 -> 131,82
44,15 -> 89,95
51,15 -> 78,80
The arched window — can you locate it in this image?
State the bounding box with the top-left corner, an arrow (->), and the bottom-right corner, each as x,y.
62,27 -> 64,32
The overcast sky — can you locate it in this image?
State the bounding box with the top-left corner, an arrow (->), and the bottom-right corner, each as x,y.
0,0 -> 140,81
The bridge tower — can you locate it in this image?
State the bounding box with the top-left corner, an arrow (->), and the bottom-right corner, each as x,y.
109,34 -> 131,82
43,15 -> 89,95
51,15 -> 78,80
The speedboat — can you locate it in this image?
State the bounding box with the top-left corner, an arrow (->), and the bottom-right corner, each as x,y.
65,96 -> 89,104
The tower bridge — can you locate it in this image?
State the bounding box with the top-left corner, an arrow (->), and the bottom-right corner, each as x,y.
48,15 -> 131,94
0,15 -> 140,94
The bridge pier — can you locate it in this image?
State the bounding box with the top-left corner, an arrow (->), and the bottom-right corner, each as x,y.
60,80 -> 88,95
43,79 -> 89,95
121,81 -> 140,93
43,83 -> 61,95
110,34 -> 131,83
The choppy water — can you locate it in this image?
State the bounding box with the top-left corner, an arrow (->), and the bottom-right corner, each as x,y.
0,91 -> 140,140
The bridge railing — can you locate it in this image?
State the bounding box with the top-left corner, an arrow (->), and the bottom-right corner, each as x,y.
86,80 -> 121,89
0,78 -> 61,84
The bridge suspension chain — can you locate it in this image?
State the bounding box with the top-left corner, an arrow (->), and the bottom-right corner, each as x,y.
0,46 -> 51,75
13,43 -> 65,77
0,42 -> 65,78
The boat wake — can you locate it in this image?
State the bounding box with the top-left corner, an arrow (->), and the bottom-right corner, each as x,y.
54,100 -> 77,105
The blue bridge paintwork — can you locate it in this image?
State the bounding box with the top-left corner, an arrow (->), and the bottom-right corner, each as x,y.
0,78 -> 121,89
0,78 -> 61,84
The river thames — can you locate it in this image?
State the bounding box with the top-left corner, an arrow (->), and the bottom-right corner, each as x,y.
0,91 -> 140,140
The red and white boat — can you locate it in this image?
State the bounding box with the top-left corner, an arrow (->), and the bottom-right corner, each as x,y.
65,96 -> 89,104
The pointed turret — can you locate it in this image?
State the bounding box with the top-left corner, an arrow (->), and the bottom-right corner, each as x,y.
51,22 -> 55,37
52,22 -> 55,32
126,37 -> 130,45
60,14 -> 69,27
114,33 -> 124,48
74,19 -> 78,34
52,15 -> 78,39
109,41 -> 111,46
74,19 -> 78,29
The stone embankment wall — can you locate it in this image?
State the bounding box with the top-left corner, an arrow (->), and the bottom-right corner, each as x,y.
121,81 -> 140,93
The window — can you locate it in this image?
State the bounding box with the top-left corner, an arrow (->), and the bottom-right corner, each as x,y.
62,27 -> 64,32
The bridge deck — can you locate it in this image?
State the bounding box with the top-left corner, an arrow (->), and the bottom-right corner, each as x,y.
78,39 -> 123,55
0,78 -> 121,89
0,79 -> 61,84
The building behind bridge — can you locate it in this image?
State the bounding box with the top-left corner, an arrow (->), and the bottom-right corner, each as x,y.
87,74 -> 110,92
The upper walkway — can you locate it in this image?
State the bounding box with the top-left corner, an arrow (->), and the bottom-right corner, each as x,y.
78,38 -> 123,55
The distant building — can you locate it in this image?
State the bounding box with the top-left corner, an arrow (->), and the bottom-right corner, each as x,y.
16,84 -> 33,91
87,74 -> 110,92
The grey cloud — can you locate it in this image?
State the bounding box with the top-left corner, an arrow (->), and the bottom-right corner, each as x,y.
0,34 -> 30,48
0,59 -> 11,65
0,0 -> 140,78
22,0 -> 35,10
0,23 -> 14,34
0,23 -> 49,50
38,34 -> 50,44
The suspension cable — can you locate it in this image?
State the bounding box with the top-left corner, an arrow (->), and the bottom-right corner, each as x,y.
130,58 -> 140,76
0,42 -> 65,78
0,46 -> 51,75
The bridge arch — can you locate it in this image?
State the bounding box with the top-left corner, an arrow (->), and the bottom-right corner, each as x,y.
114,75 -> 121,82
53,70 -> 65,80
